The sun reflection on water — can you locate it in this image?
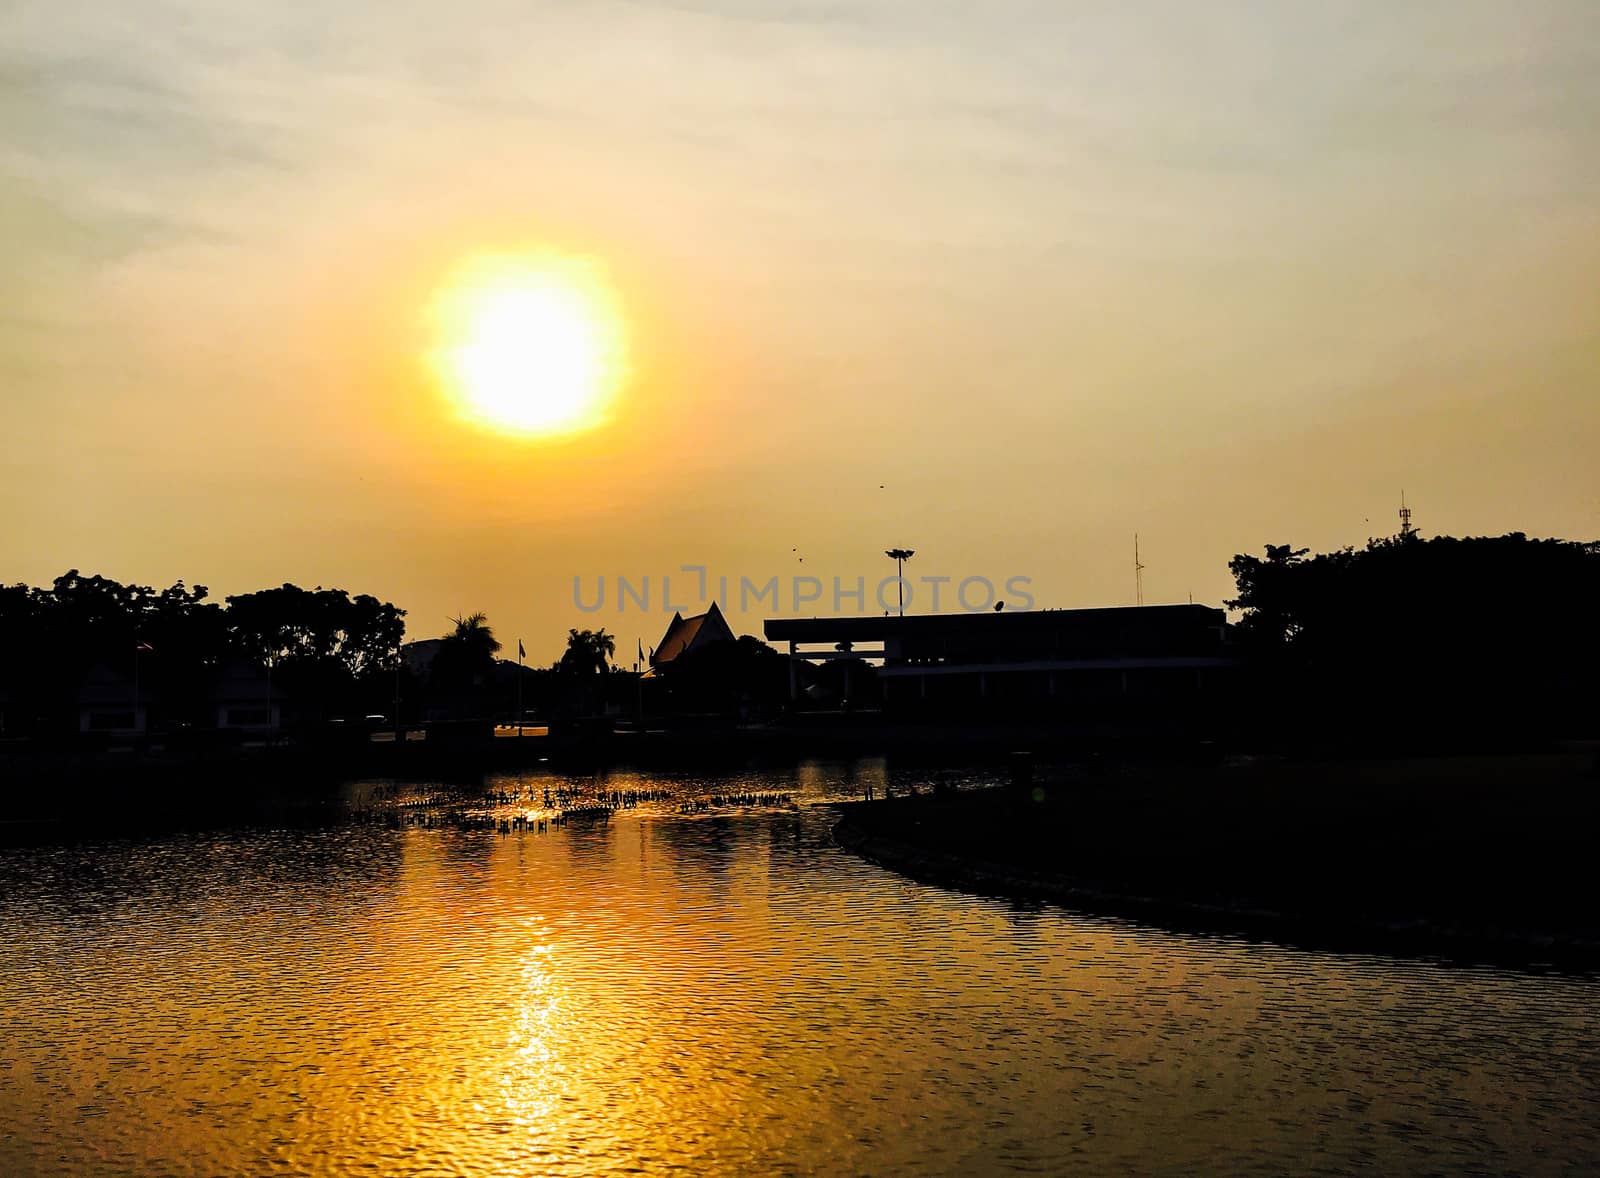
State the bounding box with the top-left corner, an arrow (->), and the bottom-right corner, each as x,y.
502,939 -> 563,1128
3,766 -> 1600,1175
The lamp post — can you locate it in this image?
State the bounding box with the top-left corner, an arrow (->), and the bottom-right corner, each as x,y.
884,548 -> 915,616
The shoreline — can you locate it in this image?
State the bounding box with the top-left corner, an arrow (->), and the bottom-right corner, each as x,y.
830,773 -> 1600,972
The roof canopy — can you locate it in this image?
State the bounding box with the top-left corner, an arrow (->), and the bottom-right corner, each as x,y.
764,604 -> 1223,644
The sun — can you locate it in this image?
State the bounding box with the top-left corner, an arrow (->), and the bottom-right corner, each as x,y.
427,253 -> 625,438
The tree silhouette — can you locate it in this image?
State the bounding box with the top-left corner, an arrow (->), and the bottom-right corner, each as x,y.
424,612 -> 502,719
226,585 -> 404,677
560,628 -> 615,675
1226,544 -> 1310,648
1227,533 -> 1600,744
550,628 -> 615,720
0,572 -> 404,734
446,612 -> 502,662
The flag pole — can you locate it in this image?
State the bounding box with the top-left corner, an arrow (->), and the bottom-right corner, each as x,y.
516,639 -> 524,738
393,636 -> 403,743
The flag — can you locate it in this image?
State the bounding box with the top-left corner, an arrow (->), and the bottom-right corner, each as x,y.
517,639 -> 525,661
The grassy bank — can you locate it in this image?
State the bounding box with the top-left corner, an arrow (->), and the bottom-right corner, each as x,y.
834,749 -> 1600,967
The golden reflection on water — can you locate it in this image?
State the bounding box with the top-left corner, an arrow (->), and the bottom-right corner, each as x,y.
503,939 -> 561,1128
2,765 -> 1600,1176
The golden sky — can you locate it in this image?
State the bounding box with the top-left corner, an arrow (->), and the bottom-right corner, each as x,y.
3,0 -> 1598,660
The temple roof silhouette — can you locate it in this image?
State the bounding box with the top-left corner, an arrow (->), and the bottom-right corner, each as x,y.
651,601 -> 735,667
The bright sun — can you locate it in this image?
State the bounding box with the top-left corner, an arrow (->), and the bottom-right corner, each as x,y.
428,253 -> 625,438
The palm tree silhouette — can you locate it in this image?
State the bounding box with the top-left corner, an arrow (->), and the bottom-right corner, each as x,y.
447,612 -> 501,661
430,612 -> 501,719
561,628 -> 615,675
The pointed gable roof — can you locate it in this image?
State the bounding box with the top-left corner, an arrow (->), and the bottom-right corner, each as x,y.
651,601 -> 735,666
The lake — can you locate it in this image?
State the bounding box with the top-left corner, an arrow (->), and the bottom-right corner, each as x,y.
2,761 -> 1597,1175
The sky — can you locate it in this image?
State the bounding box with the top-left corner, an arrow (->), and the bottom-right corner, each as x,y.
3,0 -> 1598,662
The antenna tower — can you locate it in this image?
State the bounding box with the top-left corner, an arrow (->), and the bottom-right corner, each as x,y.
1134,533 -> 1145,607
1398,490 -> 1415,538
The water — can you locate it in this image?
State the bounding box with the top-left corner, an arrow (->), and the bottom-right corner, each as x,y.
2,762 -> 1598,1175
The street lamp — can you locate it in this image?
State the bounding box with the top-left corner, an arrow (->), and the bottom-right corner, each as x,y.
884,548 -> 915,616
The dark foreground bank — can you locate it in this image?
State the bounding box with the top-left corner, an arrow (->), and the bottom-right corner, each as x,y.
834,750 -> 1600,969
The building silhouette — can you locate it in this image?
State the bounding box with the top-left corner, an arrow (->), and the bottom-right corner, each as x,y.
765,604 -> 1234,723
650,602 -> 736,669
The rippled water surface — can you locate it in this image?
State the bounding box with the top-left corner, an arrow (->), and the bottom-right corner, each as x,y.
3,761 -> 1598,1176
